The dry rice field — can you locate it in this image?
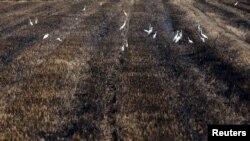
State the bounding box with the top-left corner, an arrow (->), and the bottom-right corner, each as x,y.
0,0 -> 249,140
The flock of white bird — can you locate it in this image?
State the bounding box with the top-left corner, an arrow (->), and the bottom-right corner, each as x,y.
120,1 -> 240,51
119,10 -> 209,51
120,10 -> 129,51
29,18 -> 38,26
173,24 -> 208,44
29,17 -> 51,41
121,39 -> 128,52
28,6 -> 88,42
27,1 -> 240,52
144,24 -> 157,39
119,11 -> 209,51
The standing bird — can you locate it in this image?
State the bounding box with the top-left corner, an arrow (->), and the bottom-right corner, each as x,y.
173,30 -> 182,43
56,37 -> 62,42
200,29 -> 208,39
82,7 -> 86,11
234,1 -> 238,6
29,19 -> 33,26
173,30 -> 180,42
35,18 -> 38,24
119,21 -> 127,30
144,24 -> 153,35
43,33 -> 49,40
176,30 -> 183,43
200,37 -> 205,43
197,25 -> 208,42
198,24 -> 202,32
188,37 -> 193,44
125,40 -> 128,48
123,10 -> 128,16
153,32 -> 157,39
121,45 -> 125,51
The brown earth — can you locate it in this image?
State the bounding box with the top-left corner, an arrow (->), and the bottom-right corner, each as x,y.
0,0 -> 249,140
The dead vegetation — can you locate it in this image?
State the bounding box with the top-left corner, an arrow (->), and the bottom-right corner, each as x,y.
0,0 -> 249,141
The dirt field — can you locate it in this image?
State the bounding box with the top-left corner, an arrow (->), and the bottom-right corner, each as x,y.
0,0 -> 249,140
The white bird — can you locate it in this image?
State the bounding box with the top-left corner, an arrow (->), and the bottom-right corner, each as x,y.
144,24 -> 153,35
82,7 -> 86,11
119,21 -> 127,30
200,29 -> 208,39
56,37 -> 62,42
188,37 -> 193,44
176,30 -> 183,43
35,18 -> 38,24
173,30 -> 180,42
153,32 -> 157,39
100,2 -> 103,6
198,24 -> 208,39
198,24 -> 201,31
121,45 -> 125,51
125,40 -> 128,48
201,37 -> 205,43
123,10 -> 128,16
29,19 -> 33,26
173,30 -> 182,43
197,24 -> 208,42
43,33 -> 49,40
234,1 -> 238,6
